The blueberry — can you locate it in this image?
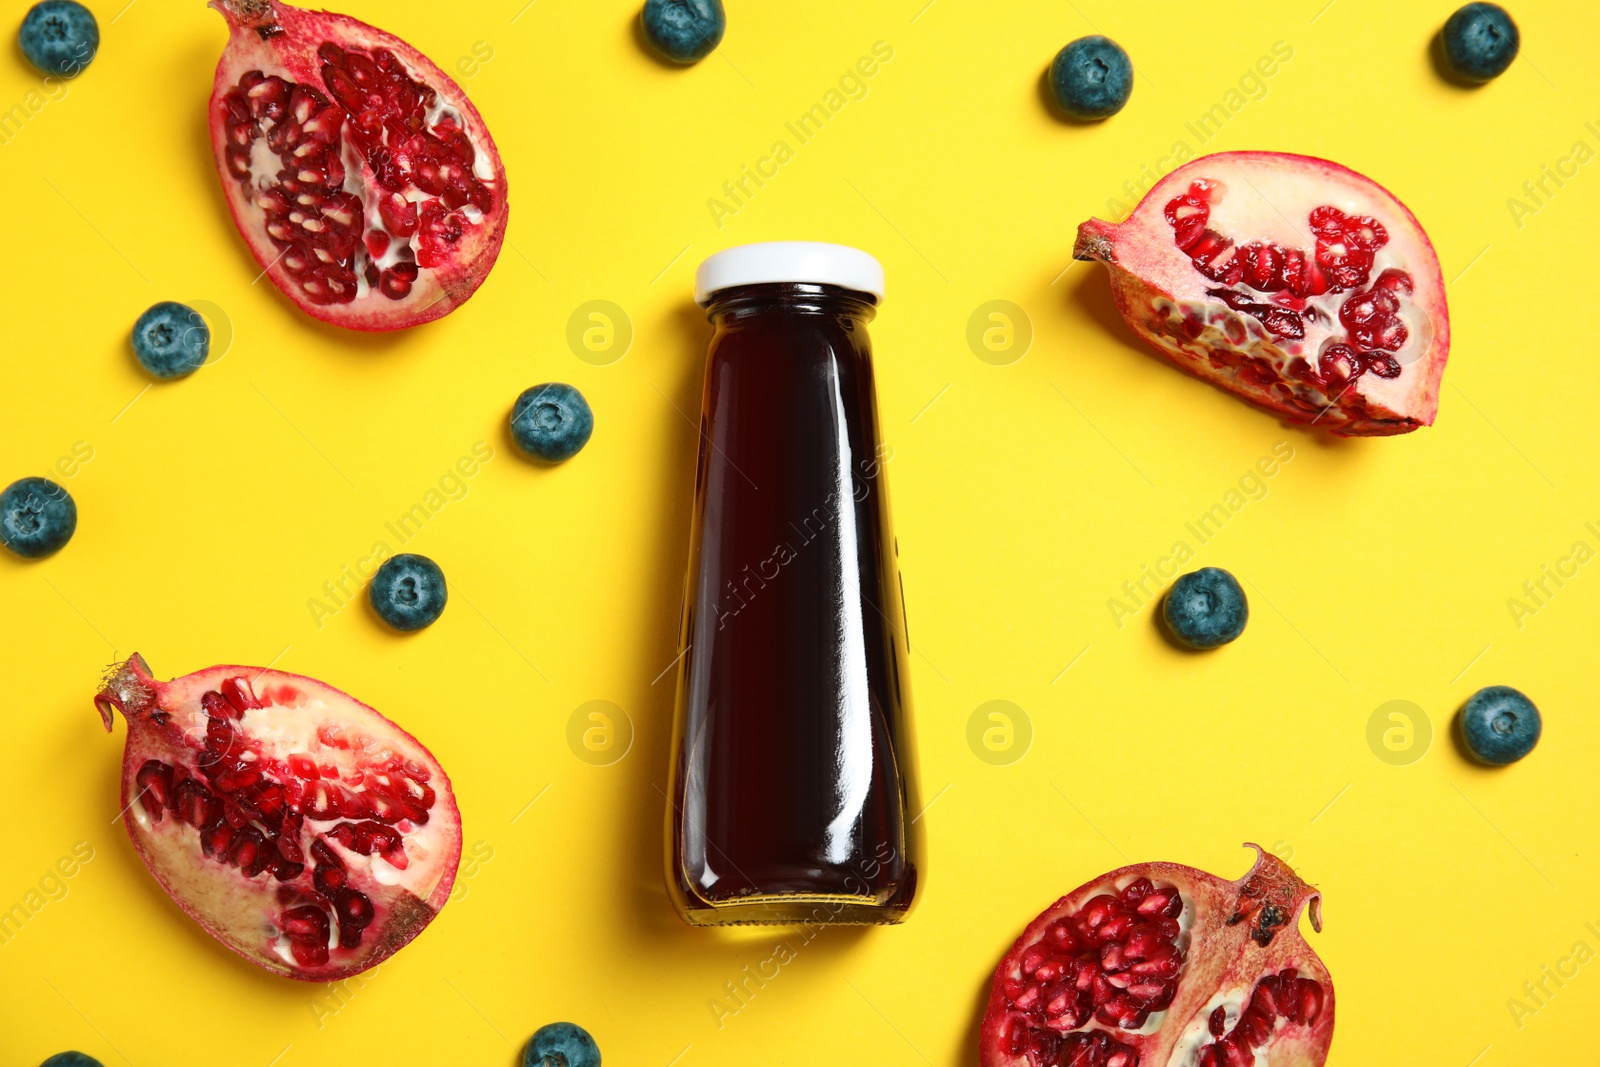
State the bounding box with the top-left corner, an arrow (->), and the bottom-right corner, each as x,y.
1048,35 -> 1133,120
511,383 -> 593,463
523,1022 -> 601,1067
131,302 -> 209,380
640,0 -> 725,64
368,554 -> 447,632
1442,3 -> 1519,81
1,477 -> 77,559
1459,685 -> 1540,765
19,1 -> 98,78
1162,567 -> 1248,649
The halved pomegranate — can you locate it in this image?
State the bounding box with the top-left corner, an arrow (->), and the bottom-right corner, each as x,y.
1075,152 -> 1448,436
208,0 -> 508,330
95,654 -> 462,981
980,846 -> 1333,1067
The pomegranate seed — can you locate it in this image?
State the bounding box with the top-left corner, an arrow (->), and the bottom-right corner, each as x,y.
1118,878 -> 1152,906
271,856 -> 306,882
222,676 -> 258,712
310,838 -> 344,868
277,813 -> 305,861
1125,978 -> 1168,1003
230,826 -> 271,876
1129,951 -> 1179,979
135,761 -> 173,820
1096,914 -> 1132,943
1298,978 -> 1325,1024
1318,345 -> 1362,385
1373,268 -> 1413,295
281,905 -> 327,938
210,758 -> 262,793
306,781 -> 339,819
1209,1005 -> 1227,1037
291,937 -> 330,967
1220,1035 -> 1252,1067
175,778 -> 220,828
202,821 -> 235,861
1135,888 -> 1180,919
1344,215 -> 1387,251
335,887 -> 374,935
1095,994 -> 1147,1030
1123,924 -> 1162,961
337,787 -> 374,819
379,268 -> 415,300
1367,353 -> 1403,379
247,782 -> 288,826
1235,1008 -> 1272,1048
313,865 -> 346,898
1251,976 -> 1282,1017
1257,307 -> 1304,340
205,718 -> 235,755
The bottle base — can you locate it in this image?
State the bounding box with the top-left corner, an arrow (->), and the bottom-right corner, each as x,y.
675,893 -> 911,927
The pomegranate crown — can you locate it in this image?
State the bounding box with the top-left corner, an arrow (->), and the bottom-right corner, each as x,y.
1231,843 -> 1323,945
96,653 -> 158,732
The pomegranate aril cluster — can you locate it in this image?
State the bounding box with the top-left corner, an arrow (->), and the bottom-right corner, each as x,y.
1002,876 -> 1185,1055
1196,969 -> 1326,1067
218,39 -> 495,307
129,676 -> 435,968
1165,181 -> 1416,391
1008,1028 -> 1141,1067
1166,183 -> 1386,301
316,42 -> 493,269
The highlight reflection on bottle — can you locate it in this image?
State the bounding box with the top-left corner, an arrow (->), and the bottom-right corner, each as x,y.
665,243 -> 922,926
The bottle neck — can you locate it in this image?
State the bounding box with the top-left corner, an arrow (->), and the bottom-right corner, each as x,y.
704,282 -> 878,326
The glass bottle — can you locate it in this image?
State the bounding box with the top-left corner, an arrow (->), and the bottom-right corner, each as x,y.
665,242 -> 922,926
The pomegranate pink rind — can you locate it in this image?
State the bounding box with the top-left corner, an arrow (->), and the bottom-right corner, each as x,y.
97,654 -> 462,981
208,0 -> 508,331
1076,151 -> 1449,437
980,845 -> 1335,1067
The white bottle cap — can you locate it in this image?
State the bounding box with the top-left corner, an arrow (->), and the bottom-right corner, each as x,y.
695,242 -> 885,305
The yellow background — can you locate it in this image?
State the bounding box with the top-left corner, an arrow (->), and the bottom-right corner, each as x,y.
2,0 -> 1597,1063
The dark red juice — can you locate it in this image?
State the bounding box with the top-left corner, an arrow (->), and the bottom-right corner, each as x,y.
666,254 -> 920,926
